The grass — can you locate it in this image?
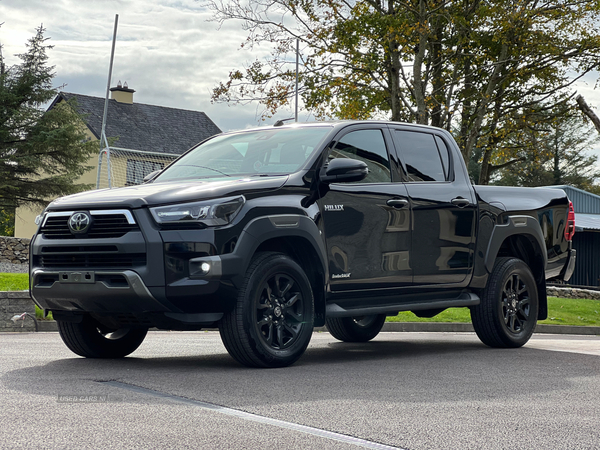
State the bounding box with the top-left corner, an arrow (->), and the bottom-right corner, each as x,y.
0,273 -> 28,291
387,297 -> 600,327
540,297 -> 600,326
1,273 -> 599,327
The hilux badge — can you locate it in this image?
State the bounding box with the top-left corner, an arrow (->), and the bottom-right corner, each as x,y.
68,212 -> 91,234
324,204 -> 344,211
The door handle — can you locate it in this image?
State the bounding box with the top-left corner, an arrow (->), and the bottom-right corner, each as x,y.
451,197 -> 470,208
387,198 -> 409,208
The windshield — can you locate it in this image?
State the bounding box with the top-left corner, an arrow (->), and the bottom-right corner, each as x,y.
155,126 -> 332,182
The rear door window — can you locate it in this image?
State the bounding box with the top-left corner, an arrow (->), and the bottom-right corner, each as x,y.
393,130 -> 448,182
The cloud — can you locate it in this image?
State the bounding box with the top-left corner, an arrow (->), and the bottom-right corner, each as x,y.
0,0 -> 293,131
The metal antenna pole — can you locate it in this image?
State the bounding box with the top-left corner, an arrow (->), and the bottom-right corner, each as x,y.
295,38 -> 299,122
97,14 -> 119,189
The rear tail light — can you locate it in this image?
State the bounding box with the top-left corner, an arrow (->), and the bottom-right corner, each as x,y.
565,201 -> 575,241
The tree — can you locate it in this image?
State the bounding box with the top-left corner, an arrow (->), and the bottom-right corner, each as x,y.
0,208 -> 14,236
576,95 -> 600,135
492,108 -> 600,190
208,0 -> 600,183
0,26 -> 96,213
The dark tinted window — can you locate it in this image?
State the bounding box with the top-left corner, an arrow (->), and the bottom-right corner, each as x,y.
394,130 -> 446,182
330,130 -> 391,183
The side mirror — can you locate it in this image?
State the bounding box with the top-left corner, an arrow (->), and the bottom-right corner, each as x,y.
143,170 -> 161,183
320,158 -> 368,183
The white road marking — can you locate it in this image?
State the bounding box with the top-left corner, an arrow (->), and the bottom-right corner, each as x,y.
526,339 -> 600,357
102,381 -> 404,450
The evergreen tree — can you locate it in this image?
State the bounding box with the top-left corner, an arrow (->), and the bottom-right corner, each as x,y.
0,25 -> 96,214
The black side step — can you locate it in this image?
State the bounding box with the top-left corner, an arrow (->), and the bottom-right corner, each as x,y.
326,292 -> 480,318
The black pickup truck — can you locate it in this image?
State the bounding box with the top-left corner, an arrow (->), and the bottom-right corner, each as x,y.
30,121 -> 576,367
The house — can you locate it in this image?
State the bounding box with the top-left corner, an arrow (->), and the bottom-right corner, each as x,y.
547,185 -> 600,287
14,84 -> 222,238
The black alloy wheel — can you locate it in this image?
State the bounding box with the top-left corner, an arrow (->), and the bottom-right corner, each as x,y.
501,272 -> 532,334
471,257 -> 539,348
255,273 -> 306,350
219,252 -> 314,368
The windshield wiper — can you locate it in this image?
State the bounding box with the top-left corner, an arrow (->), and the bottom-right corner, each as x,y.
182,165 -> 232,177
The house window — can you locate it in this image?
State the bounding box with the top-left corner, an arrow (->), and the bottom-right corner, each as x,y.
126,160 -> 164,185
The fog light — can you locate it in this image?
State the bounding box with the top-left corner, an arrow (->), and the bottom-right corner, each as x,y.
189,256 -> 222,279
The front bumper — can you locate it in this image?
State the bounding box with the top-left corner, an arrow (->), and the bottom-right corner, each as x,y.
31,269 -> 168,314
29,208 -> 250,328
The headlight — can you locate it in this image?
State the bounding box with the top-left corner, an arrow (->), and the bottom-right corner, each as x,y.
150,196 -> 245,226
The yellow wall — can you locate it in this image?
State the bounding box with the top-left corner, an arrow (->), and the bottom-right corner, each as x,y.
14,205 -> 44,239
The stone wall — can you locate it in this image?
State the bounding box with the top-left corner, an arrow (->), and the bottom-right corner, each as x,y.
547,286 -> 600,300
0,291 -> 36,332
0,236 -> 30,273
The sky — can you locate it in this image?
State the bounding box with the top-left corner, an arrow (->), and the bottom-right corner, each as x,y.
0,0 -> 303,132
2,0 -> 600,138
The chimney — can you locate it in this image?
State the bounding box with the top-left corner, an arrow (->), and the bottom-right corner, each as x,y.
110,80 -> 135,104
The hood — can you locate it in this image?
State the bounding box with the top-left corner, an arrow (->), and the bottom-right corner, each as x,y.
47,176 -> 289,210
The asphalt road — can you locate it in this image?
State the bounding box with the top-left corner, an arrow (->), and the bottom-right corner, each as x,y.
1,331 -> 599,450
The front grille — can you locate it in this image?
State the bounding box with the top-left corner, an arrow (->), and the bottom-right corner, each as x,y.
41,213 -> 139,239
41,245 -> 119,253
38,253 -> 146,268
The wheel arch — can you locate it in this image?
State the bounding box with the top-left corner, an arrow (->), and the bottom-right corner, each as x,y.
236,215 -> 328,327
484,216 -> 548,320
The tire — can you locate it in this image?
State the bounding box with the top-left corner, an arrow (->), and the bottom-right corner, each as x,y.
57,315 -> 148,358
326,314 -> 386,342
471,257 -> 538,348
219,252 -> 314,368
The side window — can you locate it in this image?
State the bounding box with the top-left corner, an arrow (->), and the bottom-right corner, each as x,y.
435,136 -> 451,180
394,130 -> 446,182
330,129 -> 391,183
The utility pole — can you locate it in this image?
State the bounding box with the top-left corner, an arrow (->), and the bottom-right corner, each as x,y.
96,14 -> 119,189
295,38 -> 299,122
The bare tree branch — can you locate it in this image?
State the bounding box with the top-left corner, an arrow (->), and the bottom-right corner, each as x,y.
576,95 -> 600,135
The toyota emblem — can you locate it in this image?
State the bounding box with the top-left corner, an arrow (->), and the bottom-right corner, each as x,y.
68,212 -> 91,234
